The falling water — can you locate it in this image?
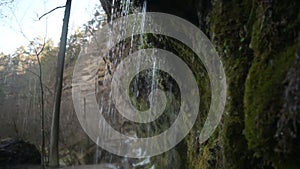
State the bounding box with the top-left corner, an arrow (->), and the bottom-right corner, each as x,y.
95,0 -> 140,165
133,0 -> 147,100
95,137 -> 100,164
93,0 -> 165,167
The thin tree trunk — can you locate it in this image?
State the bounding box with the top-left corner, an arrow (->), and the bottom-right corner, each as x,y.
49,0 -> 72,167
36,43 -> 46,168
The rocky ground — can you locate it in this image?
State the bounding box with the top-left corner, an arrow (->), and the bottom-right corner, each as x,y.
1,164 -> 120,169
0,138 -> 41,167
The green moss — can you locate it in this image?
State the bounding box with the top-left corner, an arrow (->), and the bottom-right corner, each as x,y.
244,0 -> 300,167
208,0 -> 262,168
133,33 -> 211,168
244,44 -> 299,166
163,36 -> 213,169
151,34 -> 215,169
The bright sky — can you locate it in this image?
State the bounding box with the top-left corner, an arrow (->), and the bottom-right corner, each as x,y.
0,0 -> 100,54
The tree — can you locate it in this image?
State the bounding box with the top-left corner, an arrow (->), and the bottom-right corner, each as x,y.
27,37 -> 47,169
49,0 -> 72,167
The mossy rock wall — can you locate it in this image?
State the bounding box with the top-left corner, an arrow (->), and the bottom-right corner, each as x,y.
198,0 -> 299,168
100,0 -> 300,168
142,0 -> 300,168
244,0 -> 300,168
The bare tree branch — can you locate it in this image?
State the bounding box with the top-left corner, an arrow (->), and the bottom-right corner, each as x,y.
38,5 -> 66,20
23,68 -> 53,94
8,6 -> 30,41
0,0 -> 14,6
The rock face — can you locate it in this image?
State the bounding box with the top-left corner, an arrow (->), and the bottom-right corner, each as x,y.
0,138 -> 41,166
